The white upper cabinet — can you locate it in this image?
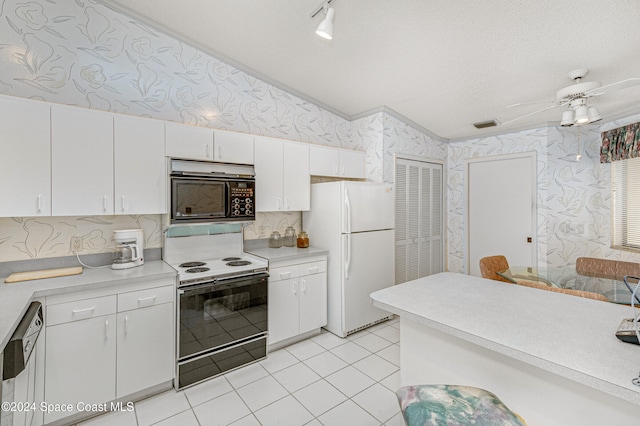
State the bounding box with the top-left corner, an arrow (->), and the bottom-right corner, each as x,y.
213,130 -> 254,164
339,149 -> 366,178
165,121 -> 214,161
255,137 -> 310,212
309,145 -> 365,178
114,114 -> 166,214
0,95 -> 51,217
51,105 -> 114,216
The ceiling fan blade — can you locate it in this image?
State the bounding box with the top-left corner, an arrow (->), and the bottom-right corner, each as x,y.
506,99 -> 557,108
500,104 -> 560,126
585,77 -> 640,96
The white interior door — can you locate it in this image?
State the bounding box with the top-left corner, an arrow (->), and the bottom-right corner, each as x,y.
467,153 -> 536,276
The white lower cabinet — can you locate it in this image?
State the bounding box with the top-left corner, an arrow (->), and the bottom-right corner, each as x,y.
268,256 -> 327,346
44,296 -> 117,424
116,287 -> 174,398
43,281 -> 174,424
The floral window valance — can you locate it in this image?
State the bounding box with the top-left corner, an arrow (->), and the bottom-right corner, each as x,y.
601,122 -> 640,163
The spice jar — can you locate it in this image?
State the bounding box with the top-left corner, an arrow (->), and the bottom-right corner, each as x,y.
283,226 -> 296,247
268,231 -> 282,248
297,231 -> 309,248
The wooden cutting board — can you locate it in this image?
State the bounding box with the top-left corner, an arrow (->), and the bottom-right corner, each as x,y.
5,266 -> 83,283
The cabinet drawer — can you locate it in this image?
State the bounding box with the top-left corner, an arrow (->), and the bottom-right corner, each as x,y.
118,285 -> 174,312
47,295 -> 117,326
298,260 -> 327,276
269,265 -> 300,282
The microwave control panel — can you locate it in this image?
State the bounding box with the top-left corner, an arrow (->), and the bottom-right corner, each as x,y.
229,182 -> 255,217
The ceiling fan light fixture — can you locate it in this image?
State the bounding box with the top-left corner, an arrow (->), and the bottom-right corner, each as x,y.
560,110 -> 574,126
574,105 -> 589,124
587,106 -> 602,123
315,7 -> 335,40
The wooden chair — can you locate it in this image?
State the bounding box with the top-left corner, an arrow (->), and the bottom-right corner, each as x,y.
518,279 -> 608,302
396,384 -> 527,425
576,257 -> 640,280
479,255 -> 513,283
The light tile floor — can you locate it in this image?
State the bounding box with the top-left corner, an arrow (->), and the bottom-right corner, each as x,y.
78,318 -> 403,426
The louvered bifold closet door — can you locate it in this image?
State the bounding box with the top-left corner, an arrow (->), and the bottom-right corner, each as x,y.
395,163 -> 408,285
395,158 -> 444,285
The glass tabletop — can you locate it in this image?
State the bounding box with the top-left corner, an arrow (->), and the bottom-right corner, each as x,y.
497,266 -> 640,305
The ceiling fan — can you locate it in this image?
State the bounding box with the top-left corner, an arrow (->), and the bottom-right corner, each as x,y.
502,69 -> 640,127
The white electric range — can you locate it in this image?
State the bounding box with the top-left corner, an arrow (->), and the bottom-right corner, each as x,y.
163,232 -> 269,389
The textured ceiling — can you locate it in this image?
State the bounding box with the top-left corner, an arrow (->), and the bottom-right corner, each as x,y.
101,0 -> 640,141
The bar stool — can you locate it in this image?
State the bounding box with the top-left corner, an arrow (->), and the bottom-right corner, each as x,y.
396,384 -> 527,425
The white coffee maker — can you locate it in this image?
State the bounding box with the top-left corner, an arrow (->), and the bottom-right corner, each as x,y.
112,229 -> 144,270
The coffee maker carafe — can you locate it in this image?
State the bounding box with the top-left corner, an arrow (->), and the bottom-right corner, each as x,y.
112,229 -> 144,270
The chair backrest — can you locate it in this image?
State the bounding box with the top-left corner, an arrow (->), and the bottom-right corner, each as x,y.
576,257 -> 640,280
518,279 -> 608,302
479,255 -> 513,283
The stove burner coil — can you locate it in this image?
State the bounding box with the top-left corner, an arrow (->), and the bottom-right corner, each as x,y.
185,267 -> 210,273
179,261 -> 206,268
222,257 -> 242,261
226,260 -> 252,267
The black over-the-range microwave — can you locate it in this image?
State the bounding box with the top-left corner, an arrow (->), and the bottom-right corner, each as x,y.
170,159 -> 256,223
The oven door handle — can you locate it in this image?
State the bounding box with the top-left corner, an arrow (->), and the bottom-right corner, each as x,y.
177,282 -> 216,294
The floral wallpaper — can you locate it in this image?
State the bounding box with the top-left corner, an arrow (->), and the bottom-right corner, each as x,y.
446,114 -> 640,274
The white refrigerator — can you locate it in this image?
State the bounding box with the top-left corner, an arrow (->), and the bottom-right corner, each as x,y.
303,181 -> 395,337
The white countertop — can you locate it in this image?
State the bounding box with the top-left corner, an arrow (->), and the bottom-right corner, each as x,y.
370,272 -> 640,406
0,260 -> 176,350
246,246 -> 328,263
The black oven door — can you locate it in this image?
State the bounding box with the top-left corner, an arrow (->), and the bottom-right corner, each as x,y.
171,177 -> 228,223
178,273 -> 268,360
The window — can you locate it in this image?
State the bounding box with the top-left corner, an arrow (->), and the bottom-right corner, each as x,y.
612,157 -> 640,251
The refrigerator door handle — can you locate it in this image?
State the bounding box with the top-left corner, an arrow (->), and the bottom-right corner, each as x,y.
344,188 -> 352,234
345,234 -> 351,279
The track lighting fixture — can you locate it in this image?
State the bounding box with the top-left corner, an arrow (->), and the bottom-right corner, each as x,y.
312,0 -> 336,40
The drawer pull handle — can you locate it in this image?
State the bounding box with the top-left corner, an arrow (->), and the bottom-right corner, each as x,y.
280,272 -> 291,279
137,295 -> 157,303
308,266 -> 319,273
72,306 -> 96,314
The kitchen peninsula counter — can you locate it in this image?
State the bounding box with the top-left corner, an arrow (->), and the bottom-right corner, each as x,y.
370,272 -> 640,426
0,260 -> 176,350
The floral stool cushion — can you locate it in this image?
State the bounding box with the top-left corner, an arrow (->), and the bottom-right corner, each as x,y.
396,384 -> 527,426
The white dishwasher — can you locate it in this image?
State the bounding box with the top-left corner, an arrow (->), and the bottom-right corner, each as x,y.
1,302 -> 43,426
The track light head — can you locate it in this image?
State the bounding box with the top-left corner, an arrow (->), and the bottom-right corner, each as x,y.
316,7 -> 335,40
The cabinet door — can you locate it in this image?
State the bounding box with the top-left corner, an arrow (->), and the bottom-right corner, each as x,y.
116,303 -> 174,398
254,136 -> 284,212
0,96 -> 51,216
165,121 -> 214,161
268,278 -> 299,345
114,114 -> 166,214
44,315 -> 116,423
309,145 -> 340,177
299,273 -> 327,334
340,150 -> 366,178
213,130 -> 254,164
51,105 -> 114,215
283,143 -> 310,211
